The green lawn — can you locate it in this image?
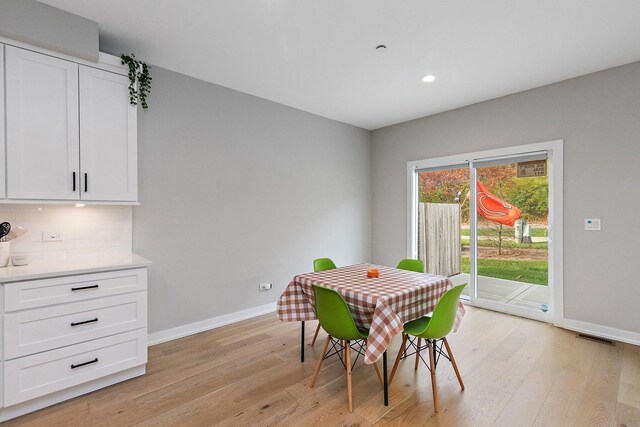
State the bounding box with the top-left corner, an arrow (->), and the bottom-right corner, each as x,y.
461,227 -> 547,238
461,257 -> 548,286
463,240 -> 548,250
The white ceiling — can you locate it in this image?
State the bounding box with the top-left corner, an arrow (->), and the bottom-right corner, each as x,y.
40,0 -> 640,130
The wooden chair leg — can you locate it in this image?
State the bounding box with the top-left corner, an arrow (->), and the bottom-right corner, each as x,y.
443,337 -> 465,391
389,334 -> 408,384
345,340 -> 353,413
311,323 -> 321,347
415,337 -> 422,370
428,340 -> 439,413
310,336 -> 331,388
372,360 -> 383,387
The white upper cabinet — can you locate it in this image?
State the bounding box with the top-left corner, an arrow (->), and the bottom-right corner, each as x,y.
0,45 -> 6,199
5,46 -> 80,200
80,66 -> 137,201
1,42 -> 138,203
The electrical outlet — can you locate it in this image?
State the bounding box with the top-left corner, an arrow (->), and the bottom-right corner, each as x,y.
259,283 -> 273,291
584,219 -> 601,231
43,232 -> 64,242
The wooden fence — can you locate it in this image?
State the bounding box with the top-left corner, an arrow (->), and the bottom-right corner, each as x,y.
417,203 -> 461,277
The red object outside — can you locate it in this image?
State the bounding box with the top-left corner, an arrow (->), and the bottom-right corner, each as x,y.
476,181 -> 521,227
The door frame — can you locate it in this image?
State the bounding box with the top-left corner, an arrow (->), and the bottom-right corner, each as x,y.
407,140 -> 563,325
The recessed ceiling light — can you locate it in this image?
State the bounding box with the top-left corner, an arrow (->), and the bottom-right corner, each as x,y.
422,74 -> 437,83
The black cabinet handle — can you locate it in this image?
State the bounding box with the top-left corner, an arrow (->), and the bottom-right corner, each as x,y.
71,284 -> 99,291
84,173 -> 88,192
71,317 -> 98,327
73,172 -> 76,192
71,358 -> 98,369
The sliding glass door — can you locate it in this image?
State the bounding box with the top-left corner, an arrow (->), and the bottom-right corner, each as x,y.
415,164 -> 470,298
409,142 -> 561,322
470,152 -> 550,319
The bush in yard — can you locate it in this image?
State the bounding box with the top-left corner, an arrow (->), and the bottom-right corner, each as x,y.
506,177 -> 548,221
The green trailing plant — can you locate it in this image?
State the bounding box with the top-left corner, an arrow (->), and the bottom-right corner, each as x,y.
121,54 -> 152,109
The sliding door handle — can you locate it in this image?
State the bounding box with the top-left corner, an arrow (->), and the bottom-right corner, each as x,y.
72,172 -> 76,192
84,173 -> 88,192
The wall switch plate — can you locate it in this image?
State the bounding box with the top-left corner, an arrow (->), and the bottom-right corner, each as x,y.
584,219 -> 601,231
42,232 -> 64,242
259,283 -> 273,291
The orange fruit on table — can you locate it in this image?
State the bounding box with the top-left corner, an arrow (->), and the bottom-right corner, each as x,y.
367,267 -> 379,278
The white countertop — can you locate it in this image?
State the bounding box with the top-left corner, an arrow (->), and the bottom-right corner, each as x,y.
0,254 -> 152,283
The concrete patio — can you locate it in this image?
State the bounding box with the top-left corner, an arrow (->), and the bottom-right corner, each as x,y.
451,273 -> 548,311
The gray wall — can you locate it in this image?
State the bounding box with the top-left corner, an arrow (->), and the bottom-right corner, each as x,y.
0,0 -> 98,61
371,61 -> 640,334
135,67 -> 372,334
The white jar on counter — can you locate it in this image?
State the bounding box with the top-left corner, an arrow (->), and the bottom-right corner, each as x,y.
0,241 -> 10,267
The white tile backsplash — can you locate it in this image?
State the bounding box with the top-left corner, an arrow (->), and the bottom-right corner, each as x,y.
0,204 -> 132,263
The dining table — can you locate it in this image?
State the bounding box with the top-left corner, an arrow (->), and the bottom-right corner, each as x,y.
277,263 -> 465,406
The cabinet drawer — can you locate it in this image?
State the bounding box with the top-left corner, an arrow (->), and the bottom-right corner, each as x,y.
4,328 -> 146,406
4,268 -> 147,312
4,292 -> 147,360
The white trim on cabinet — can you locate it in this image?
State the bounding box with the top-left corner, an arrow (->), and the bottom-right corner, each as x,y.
0,199 -> 140,205
0,36 -> 127,76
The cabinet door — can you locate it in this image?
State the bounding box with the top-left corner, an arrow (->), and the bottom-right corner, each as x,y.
80,66 -> 137,201
0,44 -> 6,199
5,46 -> 80,200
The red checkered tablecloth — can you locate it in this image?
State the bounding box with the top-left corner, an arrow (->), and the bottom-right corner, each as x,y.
277,263 -> 465,364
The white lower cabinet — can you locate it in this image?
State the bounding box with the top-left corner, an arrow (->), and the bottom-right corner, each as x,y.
0,267 -> 148,420
4,328 -> 146,406
4,268 -> 147,311
4,292 -> 147,359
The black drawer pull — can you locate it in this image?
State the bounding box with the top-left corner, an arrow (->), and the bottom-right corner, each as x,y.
71,284 -> 99,291
71,358 -> 98,369
73,172 -> 76,192
71,317 -> 98,327
84,173 -> 88,192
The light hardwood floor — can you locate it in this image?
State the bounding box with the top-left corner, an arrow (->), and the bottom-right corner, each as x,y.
7,307 -> 640,426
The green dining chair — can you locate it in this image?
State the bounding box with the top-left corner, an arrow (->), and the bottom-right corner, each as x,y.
388,284 -> 466,413
310,285 -> 383,413
314,257 -> 337,272
395,258 -> 424,359
396,258 -> 425,273
310,258 -> 337,347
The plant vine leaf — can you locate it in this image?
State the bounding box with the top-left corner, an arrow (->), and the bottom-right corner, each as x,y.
121,53 -> 152,110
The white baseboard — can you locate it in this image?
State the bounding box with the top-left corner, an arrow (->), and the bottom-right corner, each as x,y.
147,302 -> 277,346
561,318 -> 640,347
